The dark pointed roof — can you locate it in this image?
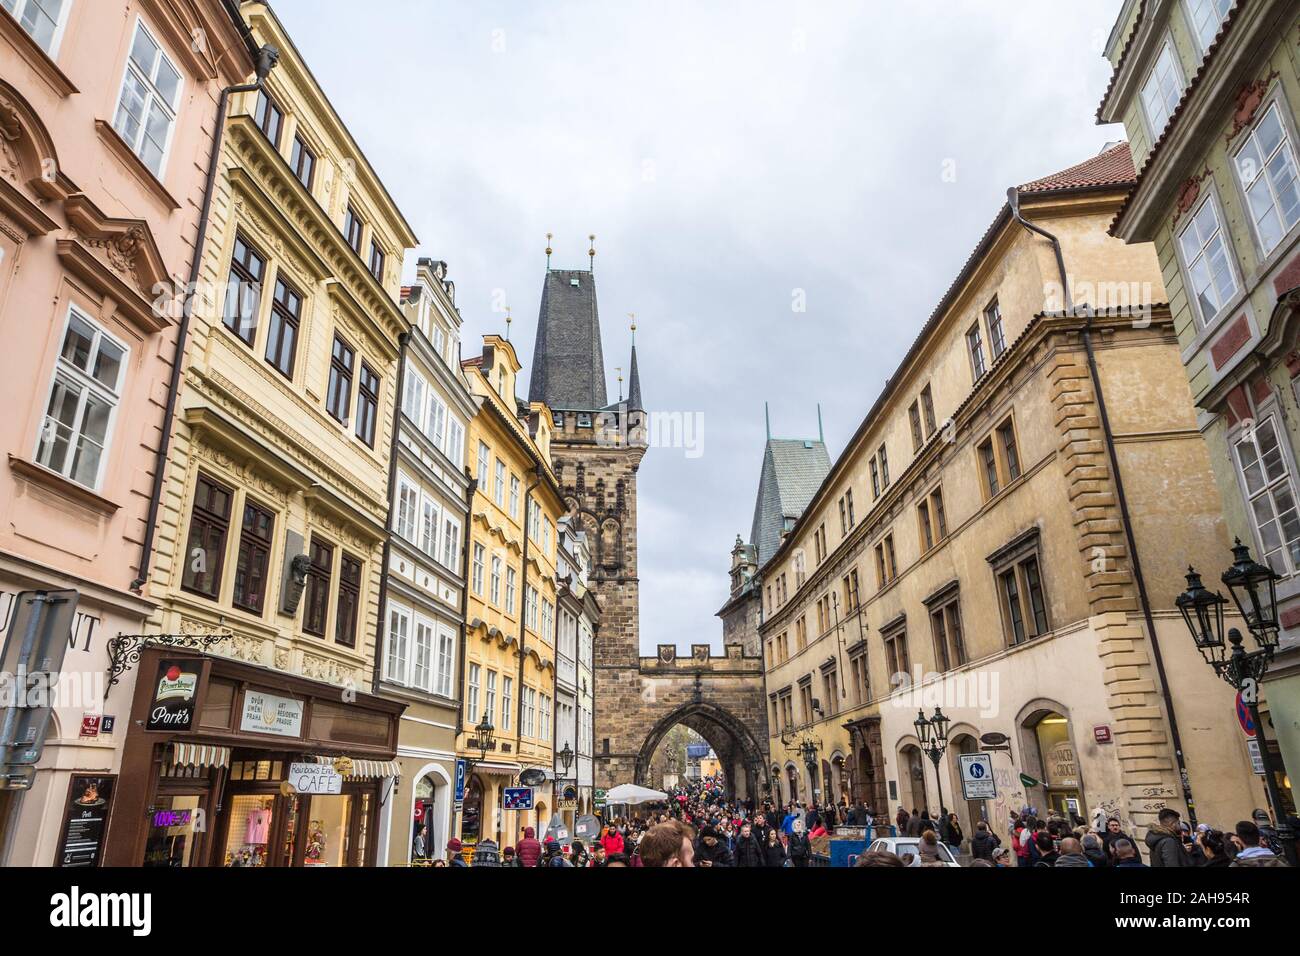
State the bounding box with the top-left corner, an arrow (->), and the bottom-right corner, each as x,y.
750,438 -> 832,569
626,343 -> 643,412
529,269 -> 607,410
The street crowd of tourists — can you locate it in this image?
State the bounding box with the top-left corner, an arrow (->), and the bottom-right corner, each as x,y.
855,803 -> 1293,868
425,772 -> 1293,868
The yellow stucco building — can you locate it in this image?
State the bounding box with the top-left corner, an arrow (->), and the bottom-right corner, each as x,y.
457,334 -> 566,850
758,144 -> 1265,849
104,0 -> 418,867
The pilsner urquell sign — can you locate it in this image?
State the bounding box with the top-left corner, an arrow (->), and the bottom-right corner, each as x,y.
146,660 -> 198,732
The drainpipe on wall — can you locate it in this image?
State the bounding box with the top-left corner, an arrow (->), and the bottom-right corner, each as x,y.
1007,186 -> 1198,826
131,44 -> 281,592
517,470 -> 542,767
372,332 -> 410,696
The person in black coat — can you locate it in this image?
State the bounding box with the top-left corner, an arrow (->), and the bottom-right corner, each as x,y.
732,823 -> 765,867
695,825 -> 734,867
763,829 -> 789,867
788,820 -> 813,867
970,821 -> 1000,860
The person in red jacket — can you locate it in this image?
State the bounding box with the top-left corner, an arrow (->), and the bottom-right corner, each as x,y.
600,825 -> 625,857
516,826 -> 543,867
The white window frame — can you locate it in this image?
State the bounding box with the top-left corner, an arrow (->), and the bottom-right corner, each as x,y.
1174,184 -> 1240,329
445,415 -> 464,468
1182,0 -> 1232,57
112,16 -> 184,179
467,662 -> 481,723
501,675 -> 513,731
509,474 -> 520,519
1139,37 -> 1184,142
1231,408 -> 1300,578
494,458 -> 506,507
490,555 -> 502,606
412,616 -> 434,692
485,669 -> 497,725
1232,97 -> 1300,261
471,543 -> 485,595
394,472 -> 418,542
477,441 -> 490,488
436,625 -> 455,698
401,366 -> 427,430
3,0 -> 72,57
419,493 -> 441,559
35,306 -> 128,492
440,512 -> 459,571
506,567 -> 517,615
384,602 -> 412,685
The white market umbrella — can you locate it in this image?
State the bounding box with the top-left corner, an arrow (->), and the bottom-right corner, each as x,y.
604,784 -> 668,805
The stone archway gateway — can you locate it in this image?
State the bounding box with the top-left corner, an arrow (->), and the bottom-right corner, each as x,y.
634,697 -> 768,800
596,642 -> 769,801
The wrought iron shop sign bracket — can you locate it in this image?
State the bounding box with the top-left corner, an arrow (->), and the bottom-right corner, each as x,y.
105,631 -> 233,698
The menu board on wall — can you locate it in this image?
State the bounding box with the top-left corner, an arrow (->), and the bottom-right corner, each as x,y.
55,775 -> 116,867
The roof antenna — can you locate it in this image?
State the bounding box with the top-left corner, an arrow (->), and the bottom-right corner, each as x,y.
505,305 -> 512,341
588,234 -> 596,271
545,232 -> 553,271
765,402 -> 771,441
817,403 -> 824,443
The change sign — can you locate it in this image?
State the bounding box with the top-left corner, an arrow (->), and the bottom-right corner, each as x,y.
959,753 -> 997,800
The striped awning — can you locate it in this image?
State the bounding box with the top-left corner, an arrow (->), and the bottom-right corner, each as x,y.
310,755 -> 400,779
171,743 -> 231,769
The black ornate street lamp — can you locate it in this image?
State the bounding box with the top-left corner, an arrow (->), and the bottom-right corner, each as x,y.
800,739 -> 820,801
1176,545 -> 1296,866
557,742 -> 574,777
915,707 -> 951,816
464,711 -> 495,782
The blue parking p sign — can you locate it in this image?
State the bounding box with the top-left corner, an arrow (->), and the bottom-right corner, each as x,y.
455,759 -> 466,802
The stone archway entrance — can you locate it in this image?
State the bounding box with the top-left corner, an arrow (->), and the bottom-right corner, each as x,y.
634,699 -> 767,801
596,642 -> 769,802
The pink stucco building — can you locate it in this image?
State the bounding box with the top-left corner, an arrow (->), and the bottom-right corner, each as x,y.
0,0 -> 253,866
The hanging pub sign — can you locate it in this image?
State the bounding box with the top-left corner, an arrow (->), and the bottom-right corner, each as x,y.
145,659 -> 200,732
54,774 -> 116,867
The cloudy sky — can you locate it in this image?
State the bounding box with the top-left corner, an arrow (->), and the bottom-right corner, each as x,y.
278,0 -> 1127,653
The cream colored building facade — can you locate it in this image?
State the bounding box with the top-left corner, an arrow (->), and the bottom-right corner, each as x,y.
759,146 -> 1264,848
101,1 -> 418,868
457,334 -> 566,849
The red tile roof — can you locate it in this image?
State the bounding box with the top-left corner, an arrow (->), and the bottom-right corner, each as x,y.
1019,142 -> 1137,193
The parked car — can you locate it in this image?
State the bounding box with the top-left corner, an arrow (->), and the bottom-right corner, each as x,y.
863,837 -> 962,867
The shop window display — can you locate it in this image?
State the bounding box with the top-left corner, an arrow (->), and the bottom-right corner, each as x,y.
143,795 -> 202,867
224,794 -> 275,867
304,795 -> 352,866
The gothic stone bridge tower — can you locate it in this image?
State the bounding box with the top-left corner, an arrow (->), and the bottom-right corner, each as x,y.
529,254 -> 767,796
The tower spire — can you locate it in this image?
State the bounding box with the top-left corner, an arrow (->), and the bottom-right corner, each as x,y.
627,314 -> 643,412
765,402 -> 771,440
817,403 -> 824,443
545,232 -> 553,270
588,234 -> 596,271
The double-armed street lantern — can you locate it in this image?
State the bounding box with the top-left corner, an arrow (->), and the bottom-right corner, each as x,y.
1176,539 -> 1296,865
915,707 -> 952,816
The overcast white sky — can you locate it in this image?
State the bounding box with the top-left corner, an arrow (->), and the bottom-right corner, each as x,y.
278,0 -> 1127,653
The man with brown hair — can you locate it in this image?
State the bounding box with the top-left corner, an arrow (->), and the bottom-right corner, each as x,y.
639,819 -> 696,867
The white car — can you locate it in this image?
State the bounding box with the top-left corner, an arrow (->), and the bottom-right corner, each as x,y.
863,837 -> 962,867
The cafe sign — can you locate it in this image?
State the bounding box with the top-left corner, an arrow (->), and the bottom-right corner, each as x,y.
239,689 -> 303,737
287,762 -> 343,795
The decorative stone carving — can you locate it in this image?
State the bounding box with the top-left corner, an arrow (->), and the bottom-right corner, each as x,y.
1225,72 -> 1279,146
